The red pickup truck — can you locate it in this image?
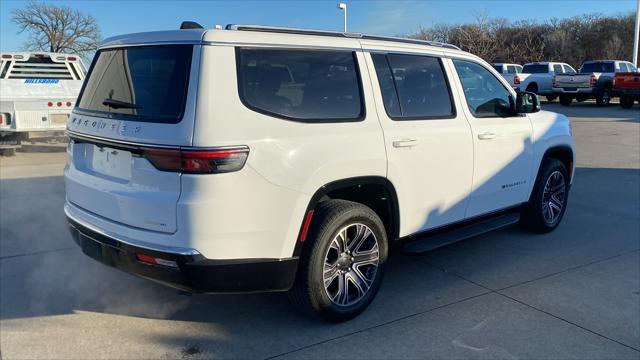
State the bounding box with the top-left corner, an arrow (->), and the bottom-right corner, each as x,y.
613,72 -> 640,109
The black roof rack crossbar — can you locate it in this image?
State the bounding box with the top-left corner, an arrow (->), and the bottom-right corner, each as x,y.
225,24 -> 461,50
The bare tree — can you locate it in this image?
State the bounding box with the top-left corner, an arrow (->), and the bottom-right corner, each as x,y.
12,1 -> 101,57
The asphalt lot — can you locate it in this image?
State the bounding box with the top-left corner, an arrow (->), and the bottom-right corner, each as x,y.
1,101 -> 638,359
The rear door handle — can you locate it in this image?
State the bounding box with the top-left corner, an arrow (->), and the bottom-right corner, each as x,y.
477,132 -> 497,140
392,139 -> 418,148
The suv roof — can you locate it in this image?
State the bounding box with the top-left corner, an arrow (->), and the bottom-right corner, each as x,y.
101,24 -> 462,52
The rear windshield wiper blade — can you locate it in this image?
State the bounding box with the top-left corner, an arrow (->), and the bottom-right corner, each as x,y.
102,98 -> 142,109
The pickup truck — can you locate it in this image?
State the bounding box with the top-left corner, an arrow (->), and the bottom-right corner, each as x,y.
514,62 -> 576,101
553,60 -> 637,106
0,52 -> 85,154
613,71 -> 640,109
492,63 -> 522,89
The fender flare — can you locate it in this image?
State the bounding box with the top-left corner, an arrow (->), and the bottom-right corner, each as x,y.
292,176 -> 400,257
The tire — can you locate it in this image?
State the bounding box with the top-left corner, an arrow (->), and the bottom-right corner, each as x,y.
559,94 -> 572,106
620,95 -> 634,109
525,83 -> 538,94
596,88 -> 611,107
288,199 -> 388,322
0,148 -> 16,156
520,159 -> 570,233
545,95 -> 558,102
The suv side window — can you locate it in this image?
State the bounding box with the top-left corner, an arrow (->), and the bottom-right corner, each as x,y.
371,53 -> 455,120
452,59 -> 513,118
236,48 -> 364,122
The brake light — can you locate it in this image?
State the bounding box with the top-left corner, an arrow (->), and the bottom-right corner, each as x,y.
0,113 -> 10,125
47,101 -> 53,107
67,56 -> 77,61
514,75 -> 520,85
56,101 -> 62,107
142,146 -> 249,174
590,74 -> 597,86
1,54 -> 11,59
66,101 -> 72,107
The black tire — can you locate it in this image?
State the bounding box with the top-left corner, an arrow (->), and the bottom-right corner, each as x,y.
520,159 -> 570,233
0,148 -> 16,156
545,95 -> 558,102
288,199 -> 388,322
526,83 -> 538,94
620,95 -> 634,109
559,94 -> 573,106
596,88 -> 611,107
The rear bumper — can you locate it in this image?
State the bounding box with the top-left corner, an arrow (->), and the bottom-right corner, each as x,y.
615,88 -> 640,96
553,87 -> 596,94
67,217 -> 299,293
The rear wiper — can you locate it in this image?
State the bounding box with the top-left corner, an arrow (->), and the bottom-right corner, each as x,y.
102,98 -> 141,109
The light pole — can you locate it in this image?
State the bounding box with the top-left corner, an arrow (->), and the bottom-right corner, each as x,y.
634,0 -> 639,67
337,3 -> 347,33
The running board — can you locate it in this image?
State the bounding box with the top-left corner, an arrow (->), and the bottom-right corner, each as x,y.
402,213 -> 520,254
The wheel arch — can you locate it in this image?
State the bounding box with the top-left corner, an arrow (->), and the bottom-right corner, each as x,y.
541,145 -> 574,182
292,176 -> 400,257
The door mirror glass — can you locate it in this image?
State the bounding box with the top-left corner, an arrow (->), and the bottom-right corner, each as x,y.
516,91 -> 541,113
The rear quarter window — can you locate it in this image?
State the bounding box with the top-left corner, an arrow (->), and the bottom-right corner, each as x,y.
236,48 -> 364,122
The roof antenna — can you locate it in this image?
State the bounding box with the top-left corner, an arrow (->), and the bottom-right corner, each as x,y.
180,21 -> 204,30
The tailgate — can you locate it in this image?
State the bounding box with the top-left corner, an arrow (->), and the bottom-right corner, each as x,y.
614,73 -> 640,89
555,74 -> 592,88
65,45 -> 199,233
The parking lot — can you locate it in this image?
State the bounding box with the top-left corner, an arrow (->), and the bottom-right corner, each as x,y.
0,101 -> 638,359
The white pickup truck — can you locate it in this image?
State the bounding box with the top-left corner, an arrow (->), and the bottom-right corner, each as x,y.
0,52 -> 85,154
514,62 -> 576,101
492,63 -> 522,89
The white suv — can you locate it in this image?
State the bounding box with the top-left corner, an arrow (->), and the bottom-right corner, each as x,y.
64,23 -> 575,321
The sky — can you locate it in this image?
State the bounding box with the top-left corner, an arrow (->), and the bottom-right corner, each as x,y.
0,0 -> 637,52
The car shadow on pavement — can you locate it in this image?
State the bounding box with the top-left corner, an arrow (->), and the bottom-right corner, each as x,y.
542,101 -> 639,122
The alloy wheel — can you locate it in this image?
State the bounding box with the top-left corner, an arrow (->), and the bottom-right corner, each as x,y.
323,223 -> 379,307
541,170 -> 566,225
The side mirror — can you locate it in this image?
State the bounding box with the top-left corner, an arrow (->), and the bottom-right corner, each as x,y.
516,91 -> 541,113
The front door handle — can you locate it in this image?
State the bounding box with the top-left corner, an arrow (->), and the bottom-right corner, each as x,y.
392,139 -> 418,148
477,132 -> 497,140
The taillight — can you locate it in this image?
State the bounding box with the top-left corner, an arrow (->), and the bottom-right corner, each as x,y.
66,101 -> 72,107
67,56 -> 77,61
0,113 -> 10,125
56,101 -> 62,107
514,75 -> 520,85
1,54 -> 11,59
590,75 -> 597,86
47,101 -> 53,107
142,146 -> 249,174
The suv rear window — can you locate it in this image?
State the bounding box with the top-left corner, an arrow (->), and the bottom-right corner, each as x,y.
237,48 -> 364,122
522,64 -> 548,74
77,45 -> 193,123
580,62 -> 615,73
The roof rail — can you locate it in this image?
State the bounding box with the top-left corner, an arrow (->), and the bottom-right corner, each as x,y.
225,24 -> 461,51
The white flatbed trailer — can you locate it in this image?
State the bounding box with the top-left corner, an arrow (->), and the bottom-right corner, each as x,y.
0,52 -> 85,154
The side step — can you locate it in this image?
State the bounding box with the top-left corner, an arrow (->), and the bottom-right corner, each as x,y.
402,213 -> 520,254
